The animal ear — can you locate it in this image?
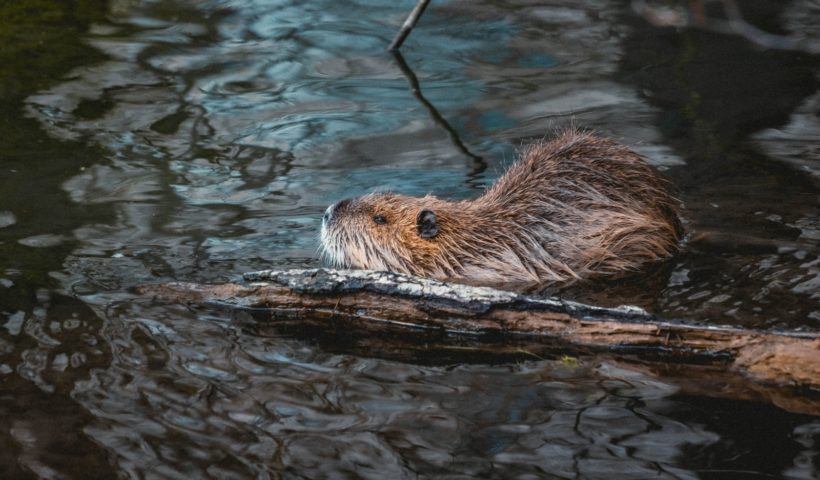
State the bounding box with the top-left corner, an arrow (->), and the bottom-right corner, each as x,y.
416,209 -> 438,239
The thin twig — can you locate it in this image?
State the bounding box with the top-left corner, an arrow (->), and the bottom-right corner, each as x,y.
388,0 -> 432,51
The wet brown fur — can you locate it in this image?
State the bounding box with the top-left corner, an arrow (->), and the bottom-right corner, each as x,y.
321,130 -> 683,284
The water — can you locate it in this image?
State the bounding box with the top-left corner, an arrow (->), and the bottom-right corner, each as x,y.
1,0 -> 818,478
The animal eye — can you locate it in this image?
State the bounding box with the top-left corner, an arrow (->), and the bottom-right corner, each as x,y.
372,214 -> 387,225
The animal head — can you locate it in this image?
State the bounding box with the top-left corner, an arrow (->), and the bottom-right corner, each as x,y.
320,193 -> 442,273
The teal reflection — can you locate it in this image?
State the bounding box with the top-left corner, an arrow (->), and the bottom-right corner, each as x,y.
177,0 -> 519,151
516,52 -> 559,68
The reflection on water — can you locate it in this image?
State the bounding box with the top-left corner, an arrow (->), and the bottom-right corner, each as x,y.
73,297 -> 820,480
1,0 -> 819,478
25,0 -> 820,328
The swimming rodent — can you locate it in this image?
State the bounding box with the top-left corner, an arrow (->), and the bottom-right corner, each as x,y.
320,129 -> 683,284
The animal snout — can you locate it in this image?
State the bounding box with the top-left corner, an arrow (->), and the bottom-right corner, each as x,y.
322,198 -> 352,225
322,205 -> 333,225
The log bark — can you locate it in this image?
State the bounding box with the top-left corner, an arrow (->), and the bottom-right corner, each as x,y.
139,268 -> 820,413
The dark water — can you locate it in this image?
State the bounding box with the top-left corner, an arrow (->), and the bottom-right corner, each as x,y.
1,0 -> 819,478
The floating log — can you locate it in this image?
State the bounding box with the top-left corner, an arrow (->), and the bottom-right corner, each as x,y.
140,268 -> 819,413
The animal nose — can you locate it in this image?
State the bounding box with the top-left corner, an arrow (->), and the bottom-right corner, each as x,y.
322,205 -> 333,224
322,198 -> 350,225
322,199 -> 351,225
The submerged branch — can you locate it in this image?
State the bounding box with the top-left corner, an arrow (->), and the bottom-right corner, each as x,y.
140,268 -> 820,413
391,51 -> 487,181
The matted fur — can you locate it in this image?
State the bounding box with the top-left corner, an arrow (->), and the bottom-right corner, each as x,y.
320,130 -> 683,284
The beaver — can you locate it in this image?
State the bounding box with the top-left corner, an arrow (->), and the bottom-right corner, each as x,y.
320,129 -> 683,284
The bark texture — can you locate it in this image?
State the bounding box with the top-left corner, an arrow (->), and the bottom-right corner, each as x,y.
139,268 -> 819,413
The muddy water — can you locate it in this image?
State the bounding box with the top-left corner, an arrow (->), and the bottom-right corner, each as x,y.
1,0 -> 819,478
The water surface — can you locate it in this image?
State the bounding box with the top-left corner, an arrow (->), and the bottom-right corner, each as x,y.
1,0 -> 819,478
